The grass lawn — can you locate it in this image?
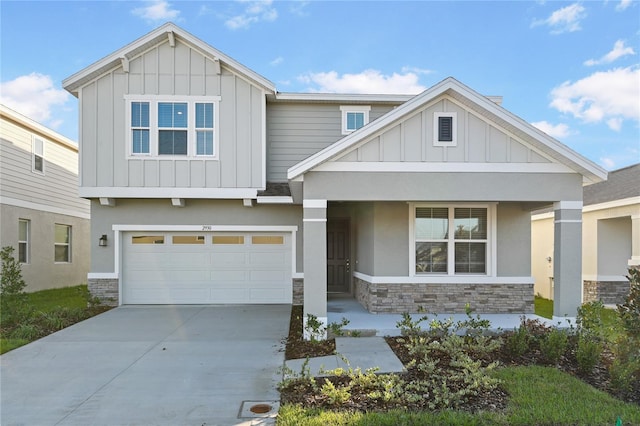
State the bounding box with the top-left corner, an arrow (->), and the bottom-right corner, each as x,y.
534,295 -> 553,318
277,366 -> 640,425
0,284 -> 109,354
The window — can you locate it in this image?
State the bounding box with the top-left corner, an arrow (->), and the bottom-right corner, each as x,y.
131,102 -> 150,154
413,205 -> 490,275
340,106 -> 371,134
252,236 -> 284,245
126,97 -> 219,157
54,224 -> 71,263
132,236 -> 165,244
213,236 -> 244,244
172,235 -> 205,244
32,136 -> 45,173
433,112 -> 457,146
18,219 -> 29,263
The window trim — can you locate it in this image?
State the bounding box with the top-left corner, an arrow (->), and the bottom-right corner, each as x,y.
340,105 -> 371,135
32,136 -> 45,174
125,95 -> 221,159
409,203 -> 496,277
433,112 -> 457,147
54,224 -> 72,263
18,219 -> 30,264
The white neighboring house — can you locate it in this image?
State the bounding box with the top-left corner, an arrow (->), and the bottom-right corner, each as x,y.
532,163 -> 639,304
0,104 -> 91,292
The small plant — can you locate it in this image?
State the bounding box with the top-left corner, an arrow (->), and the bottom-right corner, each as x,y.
0,246 -> 31,330
539,328 -> 568,365
577,300 -> 607,339
320,379 -> 351,405
396,312 -> 428,336
575,334 -> 602,375
618,268 -> 640,339
304,314 -> 326,342
327,317 -> 350,337
504,323 -> 531,359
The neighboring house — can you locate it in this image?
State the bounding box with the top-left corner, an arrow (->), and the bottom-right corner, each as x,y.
0,105 -> 90,292
62,23 -> 606,329
532,163 -> 639,304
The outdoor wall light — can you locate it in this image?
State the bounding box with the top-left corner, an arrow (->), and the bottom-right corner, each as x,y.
99,234 -> 108,247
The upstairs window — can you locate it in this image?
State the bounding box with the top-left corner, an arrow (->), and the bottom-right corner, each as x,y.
340,105 -> 370,135
131,102 -> 150,154
158,102 -> 188,155
126,97 -> 219,158
32,136 -> 45,173
433,112 -> 457,146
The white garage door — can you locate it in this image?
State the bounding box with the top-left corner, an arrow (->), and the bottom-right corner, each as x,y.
122,232 -> 292,304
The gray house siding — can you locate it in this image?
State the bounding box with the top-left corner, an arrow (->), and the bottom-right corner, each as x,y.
89,199 -> 302,273
78,38 -> 265,192
266,103 -> 397,182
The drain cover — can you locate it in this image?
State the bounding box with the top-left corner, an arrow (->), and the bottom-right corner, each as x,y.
238,400 -> 280,419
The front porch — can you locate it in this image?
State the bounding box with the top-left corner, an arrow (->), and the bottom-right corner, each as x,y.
327,295 -> 569,337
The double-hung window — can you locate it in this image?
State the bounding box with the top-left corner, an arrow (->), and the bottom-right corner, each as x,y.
54,224 -> 71,263
32,136 -> 45,173
340,106 -> 370,134
18,219 -> 30,264
127,97 -> 218,157
413,205 -> 490,275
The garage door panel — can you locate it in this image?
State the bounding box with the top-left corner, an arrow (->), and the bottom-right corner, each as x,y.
123,231 -> 292,304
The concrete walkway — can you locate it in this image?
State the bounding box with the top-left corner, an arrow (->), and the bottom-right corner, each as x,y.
0,305 -> 290,426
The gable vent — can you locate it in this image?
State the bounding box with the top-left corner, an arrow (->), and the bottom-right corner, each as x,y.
438,116 -> 453,142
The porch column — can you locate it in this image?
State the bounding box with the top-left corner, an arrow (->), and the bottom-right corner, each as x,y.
628,214 -> 640,268
553,201 -> 583,317
303,199 -> 327,339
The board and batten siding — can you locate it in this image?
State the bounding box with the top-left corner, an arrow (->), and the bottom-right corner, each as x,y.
334,96 -> 552,164
0,114 -> 89,216
266,103 -> 397,182
79,38 -> 265,191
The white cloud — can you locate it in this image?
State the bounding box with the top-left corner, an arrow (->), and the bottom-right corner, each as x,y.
226,0 -> 278,30
600,157 -> 616,169
132,0 -> 180,22
549,66 -> 640,131
616,0 -> 632,11
270,56 -> 283,66
532,3 -> 586,34
298,69 -> 426,94
401,66 -> 435,76
531,121 -> 573,138
0,73 -> 69,127
584,40 -> 636,66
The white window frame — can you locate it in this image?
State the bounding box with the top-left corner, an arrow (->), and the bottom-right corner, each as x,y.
32,136 -> 45,174
409,203 -> 496,277
340,105 -> 371,135
433,112 -> 457,147
125,95 -> 221,159
54,224 -> 72,263
18,219 -> 30,264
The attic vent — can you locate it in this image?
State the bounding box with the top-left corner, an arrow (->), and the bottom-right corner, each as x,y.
433,112 -> 457,146
438,116 -> 453,142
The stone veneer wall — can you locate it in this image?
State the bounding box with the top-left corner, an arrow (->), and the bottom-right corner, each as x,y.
292,278 -> 304,305
354,277 -> 534,314
88,278 -> 119,307
583,279 -> 630,305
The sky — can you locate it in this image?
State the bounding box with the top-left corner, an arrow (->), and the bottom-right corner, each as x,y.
1,0 -> 638,171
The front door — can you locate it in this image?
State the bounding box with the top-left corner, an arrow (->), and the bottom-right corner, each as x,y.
327,218 -> 350,293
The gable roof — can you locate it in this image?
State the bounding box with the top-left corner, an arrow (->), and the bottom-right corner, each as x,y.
583,163 -> 640,206
63,22 -> 275,96
287,77 -> 607,185
0,104 -> 78,151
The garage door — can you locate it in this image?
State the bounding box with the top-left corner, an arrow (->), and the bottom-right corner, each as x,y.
122,232 -> 292,304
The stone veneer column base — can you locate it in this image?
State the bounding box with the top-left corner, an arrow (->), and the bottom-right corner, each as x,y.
88,278 -> 119,307
583,280 -> 630,305
292,278 -> 304,306
354,277 -> 534,314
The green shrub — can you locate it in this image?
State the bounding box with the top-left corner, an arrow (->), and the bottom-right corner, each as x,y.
0,246 -> 32,330
539,328 -> 568,365
575,334 -> 603,375
618,268 -> 640,339
505,323 -> 531,359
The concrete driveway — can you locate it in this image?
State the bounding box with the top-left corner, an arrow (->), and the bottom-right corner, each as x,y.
0,305 -> 291,426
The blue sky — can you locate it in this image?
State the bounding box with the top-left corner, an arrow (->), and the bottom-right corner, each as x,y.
1,0 -> 638,170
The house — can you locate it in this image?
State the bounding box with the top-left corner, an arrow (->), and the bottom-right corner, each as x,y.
532,163 -> 639,304
62,23 -> 607,331
0,105 -> 91,292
